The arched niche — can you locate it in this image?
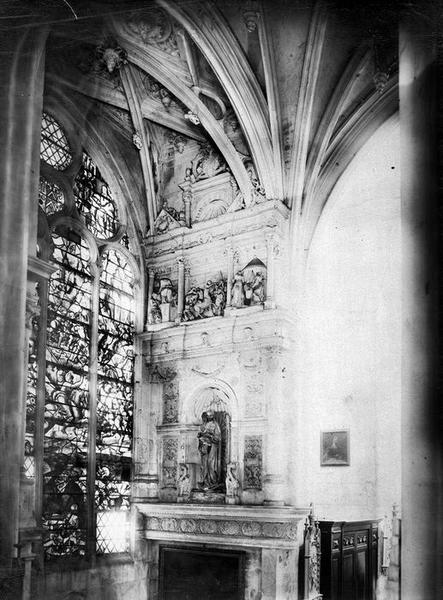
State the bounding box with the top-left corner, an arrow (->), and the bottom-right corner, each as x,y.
181,380 -> 240,490
182,379 -> 239,424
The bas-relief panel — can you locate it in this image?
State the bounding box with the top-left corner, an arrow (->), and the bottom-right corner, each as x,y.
243,435 -> 263,490
161,437 -> 178,488
163,380 -> 179,424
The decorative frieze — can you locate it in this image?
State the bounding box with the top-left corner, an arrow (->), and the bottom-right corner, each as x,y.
145,515 -> 298,541
244,435 -> 263,489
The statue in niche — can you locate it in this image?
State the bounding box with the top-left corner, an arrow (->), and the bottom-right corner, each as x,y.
148,277 -> 177,324
197,411 -> 222,490
225,462 -> 240,504
177,463 -> 191,500
231,271 -> 245,307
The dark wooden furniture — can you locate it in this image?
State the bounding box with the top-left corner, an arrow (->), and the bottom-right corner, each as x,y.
319,520 -> 379,600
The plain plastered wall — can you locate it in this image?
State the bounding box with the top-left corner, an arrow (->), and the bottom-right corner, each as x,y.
300,114 -> 401,521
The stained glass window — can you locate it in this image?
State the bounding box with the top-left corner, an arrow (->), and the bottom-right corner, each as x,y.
96,250 -> 134,554
39,177 -> 65,214
36,114 -> 137,560
74,152 -> 118,239
40,112 -> 73,170
24,310 -> 39,479
43,234 -> 91,558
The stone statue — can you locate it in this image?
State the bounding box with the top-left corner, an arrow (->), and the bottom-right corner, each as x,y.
225,462 -> 240,504
177,463 -> 191,501
197,411 -> 221,490
231,271 -> 245,307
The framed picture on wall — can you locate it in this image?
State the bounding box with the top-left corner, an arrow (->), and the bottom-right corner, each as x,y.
321,430 -> 350,466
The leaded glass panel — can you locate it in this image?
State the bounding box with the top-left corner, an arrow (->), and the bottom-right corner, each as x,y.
74,152 -> 118,239
39,177 -> 65,215
40,112 -> 73,170
43,234 -> 91,559
24,312 -> 39,479
96,249 -> 134,554
36,112 -> 136,559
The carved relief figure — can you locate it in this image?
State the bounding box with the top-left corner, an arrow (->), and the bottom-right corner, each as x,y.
177,463 -> 191,499
182,279 -> 227,321
159,278 -> 173,304
148,293 -> 162,324
185,143 -> 227,184
197,411 -> 222,490
148,277 -> 177,324
231,259 -> 267,308
251,271 -> 265,303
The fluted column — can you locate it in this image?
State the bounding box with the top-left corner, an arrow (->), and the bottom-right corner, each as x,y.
0,27 -> 47,563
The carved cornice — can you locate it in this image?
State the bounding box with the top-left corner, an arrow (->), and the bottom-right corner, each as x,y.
139,308 -> 296,363
27,255 -> 57,281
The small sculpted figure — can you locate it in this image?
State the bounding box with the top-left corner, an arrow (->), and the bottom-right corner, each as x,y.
177,463 -> 191,498
226,462 -> 240,500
